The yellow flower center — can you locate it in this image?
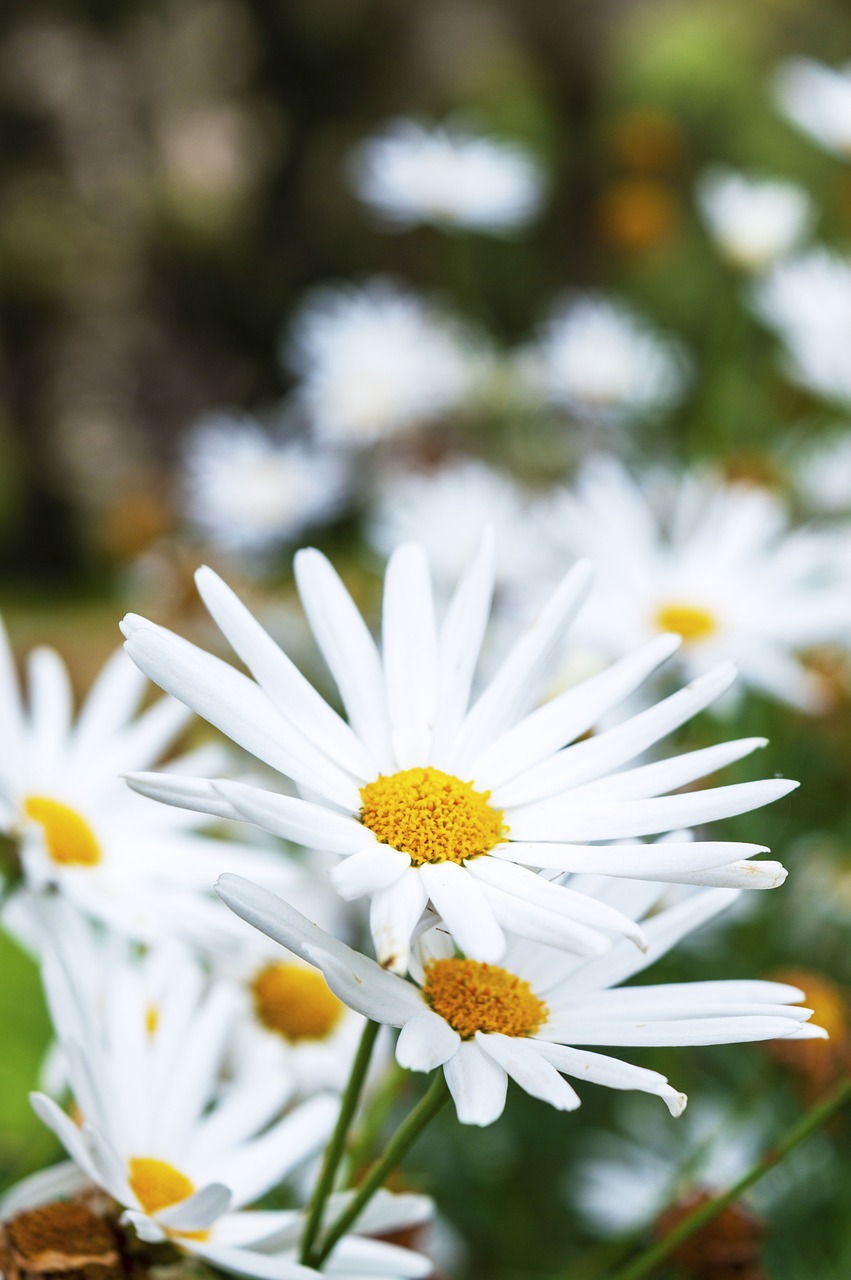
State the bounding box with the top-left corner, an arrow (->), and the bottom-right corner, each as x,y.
128,1157 -> 194,1215
423,957 -> 548,1040
251,963 -> 344,1042
23,796 -> 101,867
654,602 -> 717,645
359,768 -> 506,866
145,1005 -> 159,1037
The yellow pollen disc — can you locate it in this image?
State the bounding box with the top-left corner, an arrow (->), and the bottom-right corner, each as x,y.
23,796 -> 101,867
145,1005 -> 159,1037
128,1157 -> 194,1215
251,963 -> 344,1042
360,768 -> 506,866
654,602 -> 717,646
423,957 -> 548,1040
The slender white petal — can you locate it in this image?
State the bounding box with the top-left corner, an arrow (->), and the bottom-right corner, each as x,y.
126,772 -> 245,821
369,869 -> 429,973
431,530 -> 496,759
532,1043 -> 686,1115
477,1033 -> 581,1110
566,737 -> 768,803
330,844 -> 410,900
482,883 -> 613,956
419,862 -> 505,962
215,781 -> 369,853
551,1015 -> 810,1046
443,1039 -> 508,1126
157,1183 -> 233,1231
396,1010 -> 461,1070
496,840 -> 768,877
382,543 -> 438,766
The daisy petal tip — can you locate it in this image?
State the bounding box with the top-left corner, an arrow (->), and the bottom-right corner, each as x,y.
667,1090 -> 688,1117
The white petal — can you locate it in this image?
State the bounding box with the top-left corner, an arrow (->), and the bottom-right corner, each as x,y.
126,771 -> 244,821
566,737 -> 768,804
432,530 -> 495,760
549,1015 -> 809,1046
326,1236 -> 432,1277
214,1095 -> 337,1209
72,649 -> 147,756
443,1039 -> 508,1126
471,633 -> 681,790
29,1093 -> 99,1185
497,840 -> 768,877
494,661 -> 739,808
532,1043 -> 686,1115
294,548 -> 394,768
481,882 -> 613,956
466,858 -> 646,948
508,778 -> 799,842
157,1183 -> 232,1231
396,1010 -> 461,1071
216,874 -> 422,1026
330,844 -> 410,900
477,1033 -> 581,1111
369,869 -> 429,973
448,560 -> 594,773
27,647 -> 73,771
122,618 -> 360,808
662,860 -> 787,889
189,1243 -> 318,1280
419,861 -> 505,962
215,780 -> 368,853
196,566 -> 377,780
382,544 -> 437,766
0,1162 -> 91,1218
321,1188 -> 433,1238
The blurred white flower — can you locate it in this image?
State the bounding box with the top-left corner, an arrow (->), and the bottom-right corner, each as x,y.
219,874 -> 820,1128
286,281 -> 479,446
0,633 -> 292,947
774,58 -> 851,158
793,432 -> 851,514
548,455 -> 851,711
124,546 -> 794,979
752,248 -> 851,407
183,415 -> 349,557
365,458 -> 554,598
696,169 -> 812,271
522,295 -> 689,424
348,119 -> 545,233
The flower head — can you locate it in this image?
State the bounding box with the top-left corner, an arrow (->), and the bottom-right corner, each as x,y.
348,119 -> 545,233
0,629 -> 289,946
182,414 -> 349,557
696,169 -> 811,271
122,540 -> 794,975
286,281 -> 478,446
217,874 -> 822,1127
774,58 -> 851,158
522,295 -> 689,424
548,456 -> 851,711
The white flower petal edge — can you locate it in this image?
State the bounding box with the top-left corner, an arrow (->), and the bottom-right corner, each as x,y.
216,874 -> 821,1127
122,544 -> 797,973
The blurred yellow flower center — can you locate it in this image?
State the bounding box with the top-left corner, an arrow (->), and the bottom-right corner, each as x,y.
654,602 -> 717,645
360,768 -> 506,866
251,962 -> 344,1042
128,1157 -> 194,1215
423,958 -> 548,1040
145,1005 -> 159,1037
23,796 -> 101,867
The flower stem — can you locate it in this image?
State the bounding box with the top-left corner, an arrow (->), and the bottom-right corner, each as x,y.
299,1019 -> 381,1266
310,1071 -> 451,1269
608,1075 -> 851,1280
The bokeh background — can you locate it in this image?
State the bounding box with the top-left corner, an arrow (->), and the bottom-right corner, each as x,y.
3,1 -> 851,1277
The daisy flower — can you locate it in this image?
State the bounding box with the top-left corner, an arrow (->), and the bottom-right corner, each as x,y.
348,119 -> 545,233
521,295 -> 689,425
182,413 -> 349,558
122,540 -> 794,976
696,169 -> 811,272
285,281 -> 478,447
774,58 -> 851,158
217,873 -> 822,1128
0,629 -> 290,946
548,456 -> 851,711
26,902 -> 360,1276
752,248 -> 851,409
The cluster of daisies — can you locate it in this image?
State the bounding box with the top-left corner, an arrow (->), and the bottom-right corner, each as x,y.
7,49 -> 851,1280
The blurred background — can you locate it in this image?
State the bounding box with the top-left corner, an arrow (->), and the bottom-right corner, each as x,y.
3,1 -> 851,1277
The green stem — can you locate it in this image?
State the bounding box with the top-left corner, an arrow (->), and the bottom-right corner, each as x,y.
299,1019 -> 381,1266
608,1075 -> 851,1280
311,1071 -> 451,1269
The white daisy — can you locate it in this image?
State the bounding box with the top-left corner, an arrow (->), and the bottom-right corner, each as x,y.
548,455 -> 851,711
752,248 -> 851,409
696,169 -> 812,272
285,281 -> 478,447
0,630 -> 291,946
793,432 -> 851,515
774,58 -> 851,158
365,457 -> 554,600
217,873 -> 822,1128
521,295 -> 689,425
27,902 -> 357,1276
348,119 -> 545,233
122,541 -> 794,976
182,414 -> 349,558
